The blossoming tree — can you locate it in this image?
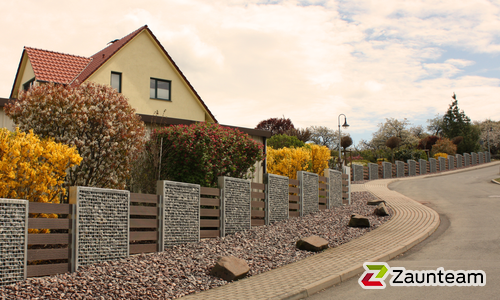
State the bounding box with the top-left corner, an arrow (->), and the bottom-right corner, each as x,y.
5,82 -> 147,190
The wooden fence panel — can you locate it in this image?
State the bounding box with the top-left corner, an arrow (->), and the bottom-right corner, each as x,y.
27,202 -> 73,278
129,193 -> 160,255
341,173 -> 349,205
318,176 -> 328,210
289,178 -> 300,217
251,181 -> 266,227
200,187 -> 221,238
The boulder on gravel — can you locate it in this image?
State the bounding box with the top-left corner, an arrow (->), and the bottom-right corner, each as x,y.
348,214 -> 370,227
367,199 -> 385,206
210,256 -> 249,281
296,235 -> 329,252
374,202 -> 389,216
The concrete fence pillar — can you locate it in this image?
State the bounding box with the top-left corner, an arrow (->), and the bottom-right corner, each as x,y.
265,173 -> 289,224
297,171 -> 319,216
0,199 -> 28,287
69,187 -> 129,272
218,177 -> 251,237
157,181 -> 200,251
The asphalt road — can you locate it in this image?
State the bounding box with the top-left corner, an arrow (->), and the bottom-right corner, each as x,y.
307,164 -> 500,300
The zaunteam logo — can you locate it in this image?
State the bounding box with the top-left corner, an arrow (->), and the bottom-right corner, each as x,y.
359,263 -> 486,289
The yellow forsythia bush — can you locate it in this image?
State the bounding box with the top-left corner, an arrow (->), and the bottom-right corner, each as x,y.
0,128 -> 82,204
434,152 -> 448,159
267,144 -> 331,179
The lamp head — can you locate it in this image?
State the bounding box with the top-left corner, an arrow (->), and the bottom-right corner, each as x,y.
342,118 -> 349,129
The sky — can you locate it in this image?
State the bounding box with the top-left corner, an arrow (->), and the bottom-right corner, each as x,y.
1,0 -> 499,145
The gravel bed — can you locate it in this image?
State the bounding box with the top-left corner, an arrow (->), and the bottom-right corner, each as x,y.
1,191 -> 392,300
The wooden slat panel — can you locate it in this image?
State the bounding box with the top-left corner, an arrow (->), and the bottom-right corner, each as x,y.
251,201 -> 265,208
200,187 -> 220,196
130,193 -> 158,204
319,198 -> 327,204
200,230 -> 220,238
251,219 -> 265,226
342,174 -> 349,179
289,195 -> 299,202
289,211 -> 300,217
342,186 -> 349,192
28,248 -> 70,261
289,179 -> 299,185
130,206 -> 158,216
289,203 -> 299,210
319,205 -> 327,210
318,176 -> 328,182
289,187 -> 300,194
200,219 -> 220,227
251,210 -> 265,218
27,263 -> 70,278
129,243 -> 157,254
251,191 -> 265,199
130,219 -> 158,228
318,183 -> 327,189
28,219 -> 71,229
200,209 -> 220,217
129,231 -> 157,241
200,198 -> 220,206
28,202 -> 72,214
251,182 -> 266,190
319,191 -> 327,197
28,233 -> 71,245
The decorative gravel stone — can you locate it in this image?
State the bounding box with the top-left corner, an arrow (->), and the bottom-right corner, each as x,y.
0,191 -> 391,299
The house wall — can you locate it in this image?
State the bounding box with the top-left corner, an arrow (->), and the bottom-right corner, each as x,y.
0,109 -> 15,131
87,31 -> 210,122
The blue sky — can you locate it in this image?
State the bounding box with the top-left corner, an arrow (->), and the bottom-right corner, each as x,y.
0,0 -> 499,145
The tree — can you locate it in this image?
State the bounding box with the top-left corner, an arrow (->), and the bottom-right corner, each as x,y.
417,135 -> 440,151
309,126 -> 342,149
285,127 -> 312,143
255,117 -> 294,135
267,134 -> 305,149
5,82 -> 147,191
427,114 -> 444,136
431,138 -> 457,155
370,118 -> 419,150
441,94 -> 480,154
475,119 -> 500,154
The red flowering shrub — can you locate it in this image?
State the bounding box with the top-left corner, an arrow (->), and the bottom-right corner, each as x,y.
5,82 -> 146,191
152,122 -> 264,188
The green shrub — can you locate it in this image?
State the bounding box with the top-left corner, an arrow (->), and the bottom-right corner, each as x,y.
394,149 -> 428,161
150,122 -> 264,188
267,134 -> 305,149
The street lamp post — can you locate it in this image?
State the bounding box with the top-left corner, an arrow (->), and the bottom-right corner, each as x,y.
338,114 -> 349,169
488,127 -> 492,154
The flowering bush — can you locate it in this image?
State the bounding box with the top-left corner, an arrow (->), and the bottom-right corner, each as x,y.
150,122 -> 264,188
267,144 -> 331,179
5,82 -> 146,190
434,152 -> 448,159
0,128 -> 82,202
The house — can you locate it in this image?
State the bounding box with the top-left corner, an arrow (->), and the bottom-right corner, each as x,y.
1,25 -> 270,182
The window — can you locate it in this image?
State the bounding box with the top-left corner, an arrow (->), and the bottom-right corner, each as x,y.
150,78 -> 171,100
23,77 -> 35,91
111,72 -> 122,93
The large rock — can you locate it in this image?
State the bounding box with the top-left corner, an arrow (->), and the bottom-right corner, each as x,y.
367,199 -> 385,206
296,235 -> 329,252
348,214 -> 370,227
374,202 -> 389,216
210,256 -> 249,281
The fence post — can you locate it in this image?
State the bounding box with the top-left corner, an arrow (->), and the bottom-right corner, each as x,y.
325,169 -> 342,208
0,199 -> 28,287
429,158 -> 437,173
382,162 -> 392,179
396,161 -> 405,177
419,159 -> 427,175
69,186 -> 130,273
464,153 -> 470,167
368,163 -> 378,180
407,160 -> 416,176
265,173 -> 289,225
157,180 -> 200,250
297,171 -> 319,216
448,155 -> 455,169
471,152 -> 477,165
352,164 -> 364,182
218,177 -> 251,237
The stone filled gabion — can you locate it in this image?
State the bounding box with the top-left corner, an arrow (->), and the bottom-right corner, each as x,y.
220,177 -> 251,237
0,191 -> 391,299
298,171 -> 319,216
326,169 -> 342,208
266,174 -> 289,224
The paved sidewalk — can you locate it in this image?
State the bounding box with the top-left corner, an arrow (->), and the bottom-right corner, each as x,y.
183,161 -> 499,300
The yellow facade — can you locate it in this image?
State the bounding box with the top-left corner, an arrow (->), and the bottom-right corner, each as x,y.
87,31 -> 212,122
11,55 -> 36,98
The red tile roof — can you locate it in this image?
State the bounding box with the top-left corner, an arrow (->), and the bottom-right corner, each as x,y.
24,47 -> 91,84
